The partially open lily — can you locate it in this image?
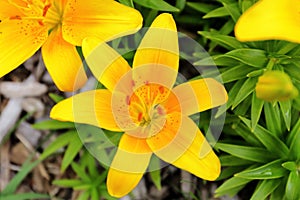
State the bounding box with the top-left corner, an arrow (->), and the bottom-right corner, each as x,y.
235,0 -> 300,44
0,0 -> 142,91
50,13 -> 228,197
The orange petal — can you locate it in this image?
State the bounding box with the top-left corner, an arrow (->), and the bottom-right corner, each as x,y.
62,0 -> 143,46
82,37 -> 131,91
107,134 -> 152,197
41,27 -> 87,92
132,13 -> 179,86
235,0 -> 300,43
50,89 -> 121,132
163,78 -> 228,116
147,115 -> 220,180
0,19 -> 47,78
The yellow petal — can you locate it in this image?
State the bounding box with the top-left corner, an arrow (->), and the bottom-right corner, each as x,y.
107,134 -> 152,197
235,0 -> 300,43
0,19 -> 48,78
0,0 -> 23,19
62,0 -> 143,46
50,89 -> 121,132
133,13 -> 179,86
163,78 -> 228,116
147,115 -> 220,180
82,37 -> 131,91
41,27 -> 87,92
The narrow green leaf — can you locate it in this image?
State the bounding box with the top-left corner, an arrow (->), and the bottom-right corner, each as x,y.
232,77 -> 257,109
289,127 -> 300,160
118,0 -> 134,7
264,102 -> 282,137
220,155 -> 254,166
222,2 -> 241,22
32,119 -> 75,130
0,193 -> 49,200
39,131 -> 75,160
61,133 -> 83,172
2,160 -> 40,194
215,176 -> 251,197
149,156 -> 161,190
270,179 -> 286,200
251,93 -> 264,131
250,179 -> 281,200
203,6 -> 229,18
71,162 -> 91,182
186,2 -> 216,13
220,65 -> 252,83
77,190 -> 90,200
216,143 -> 276,163
240,117 -> 290,158
287,118 -> 300,146
236,160 -> 288,179
279,100 -> 292,131
282,161 -> 297,171
233,122 -> 262,147
49,93 -> 64,103
133,0 -> 179,12
224,49 -> 268,68
52,179 -> 82,187
198,31 -> 244,50
286,171 -> 300,200
217,166 -> 247,180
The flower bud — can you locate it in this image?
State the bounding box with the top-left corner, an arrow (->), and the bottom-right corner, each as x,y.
255,71 -> 298,102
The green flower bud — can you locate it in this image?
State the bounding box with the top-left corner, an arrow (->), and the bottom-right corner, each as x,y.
255,70 -> 298,102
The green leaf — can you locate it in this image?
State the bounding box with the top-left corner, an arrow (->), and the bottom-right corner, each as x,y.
133,0 -> 179,12
279,100 -> 292,131
222,2 -> 241,22
240,117 -> 290,158
49,93 -> 64,103
251,93 -> 264,131
220,65 -> 253,83
282,161 -> 297,171
203,6 -> 229,18
77,190 -> 90,200
198,31 -> 244,50
287,118 -> 300,146
285,171 -> 300,200
232,77 -> 257,108
32,119 -> 75,130
149,156 -> 161,190
118,0 -> 134,7
270,179 -> 286,200
71,162 -> 91,182
289,126 -> 300,160
52,179 -> 82,187
2,160 -> 40,195
223,49 -> 268,68
39,131 -> 75,160
216,143 -> 276,163
217,166 -> 247,180
186,2 -> 216,13
236,159 -> 288,179
250,179 -> 281,200
264,102 -> 282,137
0,193 -> 49,200
61,132 -> 83,172
220,155 -> 254,166
233,122 -> 262,147
215,176 -> 251,197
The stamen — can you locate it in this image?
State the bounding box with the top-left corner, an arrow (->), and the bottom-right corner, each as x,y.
126,95 -> 131,105
138,112 -> 143,122
159,86 -> 164,94
43,4 -> 51,17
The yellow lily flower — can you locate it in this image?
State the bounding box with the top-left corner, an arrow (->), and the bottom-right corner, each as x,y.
50,13 -> 228,197
0,0 -> 142,91
235,0 -> 300,43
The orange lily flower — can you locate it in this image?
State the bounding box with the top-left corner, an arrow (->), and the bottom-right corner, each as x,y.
235,0 -> 300,43
0,0 -> 142,91
50,13 -> 228,197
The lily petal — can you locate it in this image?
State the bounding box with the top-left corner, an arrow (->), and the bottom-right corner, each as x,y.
0,0 -> 23,19
62,0 -> 143,46
82,37 -> 131,91
107,134 -> 152,197
235,0 -> 300,43
147,115 -> 220,180
0,19 -> 47,78
50,89 -> 121,132
132,13 -> 179,87
163,78 -> 228,116
41,27 -> 87,91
